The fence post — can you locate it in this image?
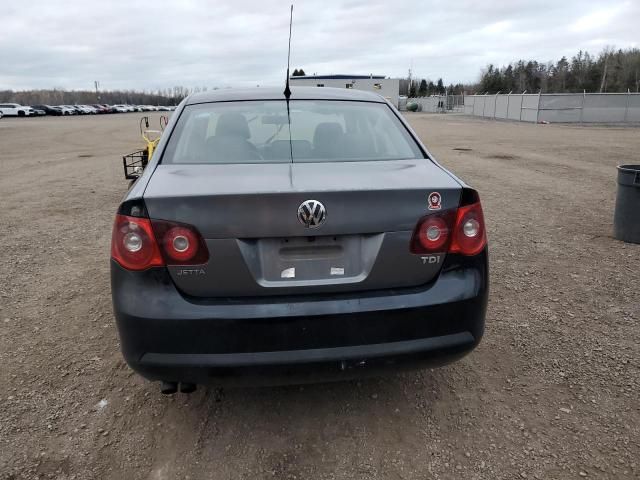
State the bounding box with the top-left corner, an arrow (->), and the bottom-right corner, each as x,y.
624,89 -> 630,122
506,91 -> 511,120
535,90 -> 542,124
519,91 -> 525,122
494,91 -> 499,120
579,90 -> 585,124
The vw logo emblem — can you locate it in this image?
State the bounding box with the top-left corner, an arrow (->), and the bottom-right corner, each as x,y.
297,200 -> 326,228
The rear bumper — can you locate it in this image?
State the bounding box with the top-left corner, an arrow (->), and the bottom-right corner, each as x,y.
111,251 -> 488,385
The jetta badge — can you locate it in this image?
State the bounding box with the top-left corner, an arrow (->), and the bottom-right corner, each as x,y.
297,200 -> 326,228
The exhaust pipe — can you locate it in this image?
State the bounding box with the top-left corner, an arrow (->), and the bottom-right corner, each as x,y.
159,381 -> 197,394
160,381 -> 178,395
180,382 -> 197,394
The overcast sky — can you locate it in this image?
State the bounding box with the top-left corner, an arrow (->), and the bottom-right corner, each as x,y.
1,0 -> 638,91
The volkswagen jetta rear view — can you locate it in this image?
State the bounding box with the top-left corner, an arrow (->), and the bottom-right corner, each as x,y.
110,87 -> 488,392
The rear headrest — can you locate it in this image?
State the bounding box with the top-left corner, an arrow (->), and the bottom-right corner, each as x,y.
215,113 -> 251,139
313,122 -> 344,147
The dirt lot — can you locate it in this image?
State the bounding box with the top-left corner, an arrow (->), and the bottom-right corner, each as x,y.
0,112 -> 638,480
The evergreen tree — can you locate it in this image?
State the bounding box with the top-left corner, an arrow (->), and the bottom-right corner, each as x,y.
409,81 -> 417,97
418,79 -> 427,96
475,47 -> 640,93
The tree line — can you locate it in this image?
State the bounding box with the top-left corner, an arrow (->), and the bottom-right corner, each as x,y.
401,78 -> 465,97
476,47 -> 640,94
0,86 -> 213,106
5,48 -> 639,105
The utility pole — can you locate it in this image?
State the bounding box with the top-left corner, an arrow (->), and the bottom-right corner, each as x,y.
95,81 -> 100,102
599,51 -> 609,93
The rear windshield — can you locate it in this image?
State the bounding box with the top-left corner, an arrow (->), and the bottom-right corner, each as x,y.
161,100 -> 424,164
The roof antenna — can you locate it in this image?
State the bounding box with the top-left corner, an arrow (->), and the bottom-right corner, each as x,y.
284,4 -> 293,99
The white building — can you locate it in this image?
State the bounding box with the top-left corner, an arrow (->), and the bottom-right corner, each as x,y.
289,75 -> 400,107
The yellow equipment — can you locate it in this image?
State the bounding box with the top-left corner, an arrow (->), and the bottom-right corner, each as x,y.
123,115 -> 168,182
140,116 -> 164,160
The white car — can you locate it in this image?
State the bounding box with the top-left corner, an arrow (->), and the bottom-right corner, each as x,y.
57,106 -> 76,115
0,103 -> 35,117
111,105 -> 129,113
79,105 -> 97,114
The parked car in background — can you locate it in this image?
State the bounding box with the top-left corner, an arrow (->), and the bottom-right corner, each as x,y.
30,107 -> 46,116
157,106 -> 171,111
57,106 -> 76,115
0,103 -> 36,117
0,111 -> 3,119
32,105 -> 63,116
75,105 -> 96,114
64,105 -> 83,114
92,104 -> 109,114
111,105 -> 129,113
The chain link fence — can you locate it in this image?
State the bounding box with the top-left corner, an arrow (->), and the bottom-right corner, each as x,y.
463,92 -> 640,123
406,95 -> 465,113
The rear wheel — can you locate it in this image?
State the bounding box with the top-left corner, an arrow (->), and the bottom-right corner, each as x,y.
18,111 -> 25,117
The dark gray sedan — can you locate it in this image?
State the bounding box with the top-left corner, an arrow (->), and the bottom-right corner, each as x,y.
110,87 -> 488,393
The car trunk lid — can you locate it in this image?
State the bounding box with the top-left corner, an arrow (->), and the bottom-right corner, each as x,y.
143,159 -> 461,297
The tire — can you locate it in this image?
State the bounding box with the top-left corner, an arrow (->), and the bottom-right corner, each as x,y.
18,111 -> 26,117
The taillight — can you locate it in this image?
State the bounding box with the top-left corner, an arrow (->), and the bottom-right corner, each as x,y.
111,214 -> 209,270
410,212 -> 453,254
150,220 -> 209,265
410,190 -> 487,256
111,215 -> 164,271
449,202 -> 486,256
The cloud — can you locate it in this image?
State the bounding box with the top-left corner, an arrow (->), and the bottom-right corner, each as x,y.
0,0 -> 638,91
569,2 -> 627,33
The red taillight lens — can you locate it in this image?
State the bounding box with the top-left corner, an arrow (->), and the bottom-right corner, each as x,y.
111,215 -> 164,271
111,215 -> 209,270
150,219 -> 209,265
410,193 -> 487,256
411,214 -> 451,253
449,202 -> 487,256
162,226 -> 199,262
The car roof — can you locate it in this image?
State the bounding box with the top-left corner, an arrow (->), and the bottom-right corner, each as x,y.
185,86 -> 386,105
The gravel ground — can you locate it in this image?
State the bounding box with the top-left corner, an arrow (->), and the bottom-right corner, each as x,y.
0,113 -> 638,480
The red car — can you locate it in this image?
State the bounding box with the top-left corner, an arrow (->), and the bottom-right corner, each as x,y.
92,104 -> 109,114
